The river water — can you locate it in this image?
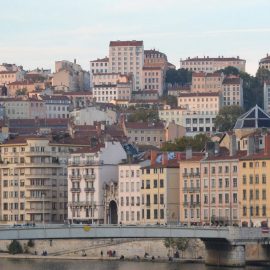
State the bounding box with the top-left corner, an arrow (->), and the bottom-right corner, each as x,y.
0,259 -> 269,270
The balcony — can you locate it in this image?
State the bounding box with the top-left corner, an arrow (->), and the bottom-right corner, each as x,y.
70,175 -> 82,181
83,174 -> 95,180
24,151 -> 52,157
70,188 -> 81,193
182,173 -> 188,177
182,187 -> 200,193
25,196 -> 52,202
68,160 -> 104,166
24,174 -> 53,178
84,187 -> 95,192
68,201 -> 96,208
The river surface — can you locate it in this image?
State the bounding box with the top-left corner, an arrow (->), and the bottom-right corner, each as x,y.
0,258 -> 269,270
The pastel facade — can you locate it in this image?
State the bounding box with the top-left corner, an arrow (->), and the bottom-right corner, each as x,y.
67,142 -> 127,224
180,56 -> 246,73
118,163 -> 145,224
191,72 -> 223,92
142,67 -> 164,96
109,41 -> 144,90
90,57 -> 109,74
222,76 -> 243,107
0,136 -> 87,224
259,54 -> 270,71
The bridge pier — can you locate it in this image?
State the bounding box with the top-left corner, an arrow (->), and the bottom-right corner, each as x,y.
203,239 -> 246,267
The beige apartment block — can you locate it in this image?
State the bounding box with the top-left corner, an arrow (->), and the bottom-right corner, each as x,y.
109,40 -> 144,90
180,56 -> 246,73
191,72 -> 224,92
90,57 -> 109,74
0,135 -> 88,224
222,76 -> 243,107
140,152 -> 180,225
142,66 -> 164,96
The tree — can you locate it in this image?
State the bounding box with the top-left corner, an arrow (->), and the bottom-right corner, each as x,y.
214,105 -> 244,132
8,240 -> 23,254
127,108 -> 159,122
174,238 -> 189,258
27,239 -> 35,247
161,134 -> 209,152
16,88 -> 27,96
256,67 -> 270,85
161,95 -> 177,107
165,68 -> 192,85
216,66 -> 240,76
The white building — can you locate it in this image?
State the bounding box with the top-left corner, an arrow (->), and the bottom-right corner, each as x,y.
40,95 -> 71,119
70,106 -> 117,125
222,76 -> 243,107
67,141 -> 127,224
90,57 -> 109,74
159,105 -> 217,135
264,81 -> 270,113
109,40 -> 144,90
118,161 -> 149,224
180,56 -> 246,73
93,83 -> 131,103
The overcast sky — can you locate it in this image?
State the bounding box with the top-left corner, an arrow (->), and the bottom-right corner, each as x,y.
1,0 -> 269,74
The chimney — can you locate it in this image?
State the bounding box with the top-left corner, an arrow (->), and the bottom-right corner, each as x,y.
162,153 -> 168,166
229,134 -> 237,156
186,147 -> 192,160
247,136 -> 255,156
264,133 -> 270,155
150,151 -> 157,166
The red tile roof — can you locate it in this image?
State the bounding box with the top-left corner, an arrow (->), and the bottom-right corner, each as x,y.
125,122 -> 164,130
182,57 -> 245,62
109,41 -> 143,47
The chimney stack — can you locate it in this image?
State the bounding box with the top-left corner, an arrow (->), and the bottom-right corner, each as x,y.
162,152 -> 168,166
150,151 -> 157,166
247,136 -> 255,156
264,133 -> 270,155
229,134 -> 237,156
186,147 -> 192,160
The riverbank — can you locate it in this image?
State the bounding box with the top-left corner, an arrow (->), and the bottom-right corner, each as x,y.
0,253 -> 204,264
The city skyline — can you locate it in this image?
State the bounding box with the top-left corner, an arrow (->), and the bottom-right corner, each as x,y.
1,0 -> 270,74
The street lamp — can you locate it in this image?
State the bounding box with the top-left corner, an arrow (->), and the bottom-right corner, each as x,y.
42,193 -> 45,228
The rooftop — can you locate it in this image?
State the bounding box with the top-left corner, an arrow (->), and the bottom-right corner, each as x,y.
109,40 -> 143,47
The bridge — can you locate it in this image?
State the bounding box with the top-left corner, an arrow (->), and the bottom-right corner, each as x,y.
1,224 -> 270,267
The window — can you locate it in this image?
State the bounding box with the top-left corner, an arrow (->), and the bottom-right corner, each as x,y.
249,175 -> 253,184
249,162 -> 253,168
146,209 -> 151,219
154,209 -> 158,219
243,162 -> 246,168
146,180 -> 150,189
233,178 -> 237,187
243,175 -> 247,185
160,194 -> 164,204
262,174 -> 266,184
160,179 -> 164,188
154,179 -> 158,188
160,209 -> 164,219
243,206 -> 247,216
154,194 -> 158,204
243,190 -> 246,200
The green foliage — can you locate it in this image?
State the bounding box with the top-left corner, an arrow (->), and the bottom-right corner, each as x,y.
165,68 -> 192,85
214,105 -> 244,132
164,238 -> 175,249
216,66 -> 240,76
161,95 -> 177,107
161,134 -> 209,152
27,239 -> 35,247
163,238 -> 189,257
15,88 -> 27,96
127,108 -> 158,122
256,67 -> 270,85
8,240 -> 23,254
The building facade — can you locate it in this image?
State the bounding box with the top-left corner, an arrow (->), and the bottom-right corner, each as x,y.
109,40 -> 144,90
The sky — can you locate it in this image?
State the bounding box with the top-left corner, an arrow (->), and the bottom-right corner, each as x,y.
0,0 -> 270,75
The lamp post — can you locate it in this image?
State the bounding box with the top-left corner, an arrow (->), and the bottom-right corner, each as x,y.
42,193 -> 45,228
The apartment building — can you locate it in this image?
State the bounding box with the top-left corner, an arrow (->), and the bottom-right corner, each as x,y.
180,56 -> 246,73
118,161 -> 149,224
259,54 -> 270,71
159,105 -> 217,134
92,73 -> 131,86
179,143 -> 241,225
238,135 -> 270,227
178,92 -> 221,114
263,81 -> 270,113
67,141 -> 127,224
90,57 -> 109,74
140,152 -> 180,225
191,72 -> 224,92
109,40 -> 144,90
0,135 -> 89,224
142,66 -> 164,96
52,60 -> 90,92
93,83 -> 131,103
40,95 -> 71,119
222,76 -> 243,107
0,98 -> 31,119
144,49 -> 168,68
70,106 -> 117,125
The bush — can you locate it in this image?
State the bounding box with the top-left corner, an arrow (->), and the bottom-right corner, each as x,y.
27,239 -> 35,247
8,240 -> 23,254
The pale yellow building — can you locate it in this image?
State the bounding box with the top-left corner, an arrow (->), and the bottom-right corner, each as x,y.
140,152 -> 180,225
